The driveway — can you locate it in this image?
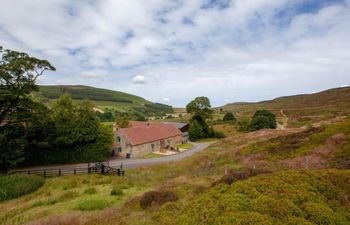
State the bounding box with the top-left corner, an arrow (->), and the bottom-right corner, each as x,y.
11,142 -> 212,172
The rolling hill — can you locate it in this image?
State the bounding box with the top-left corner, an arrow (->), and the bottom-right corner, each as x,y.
221,87 -> 350,127
35,85 -> 173,117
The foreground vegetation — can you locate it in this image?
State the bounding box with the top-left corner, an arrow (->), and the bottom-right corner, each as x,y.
1,118 -> 349,224
158,170 -> 350,225
0,175 -> 44,202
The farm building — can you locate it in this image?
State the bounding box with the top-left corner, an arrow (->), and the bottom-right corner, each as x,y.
114,123 -> 182,158
160,122 -> 189,143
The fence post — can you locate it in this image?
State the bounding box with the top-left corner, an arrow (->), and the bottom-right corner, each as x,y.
44,170 -> 46,178
122,170 -> 125,176
117,169 -> 120,176
101,164 -> 105,175
28,170 -> 30,175
59,169 -> 61,176
74,168 -> 76,175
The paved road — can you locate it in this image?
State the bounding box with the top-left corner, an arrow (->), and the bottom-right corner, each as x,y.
12,142 -> 212,172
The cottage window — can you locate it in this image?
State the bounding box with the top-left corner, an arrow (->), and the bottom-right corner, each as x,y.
117,136 -> 121,142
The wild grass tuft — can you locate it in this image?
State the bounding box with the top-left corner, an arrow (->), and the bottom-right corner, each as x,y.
0,175 -> 44,202
74,199 -> 110,211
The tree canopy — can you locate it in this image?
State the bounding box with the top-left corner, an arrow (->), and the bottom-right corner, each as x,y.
250,110 -> 277,130
0,46 -> 56,125
187,97 -> 224,141
186,96 -> 213,120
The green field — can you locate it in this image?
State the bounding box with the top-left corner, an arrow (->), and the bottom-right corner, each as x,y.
35,85 -> 173,117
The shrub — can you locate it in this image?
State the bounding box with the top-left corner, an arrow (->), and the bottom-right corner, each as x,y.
212,171 -> 251,186
250,110 -> 277,131
0,174 -> 44,202
74,199 -> 110,211
84,187 -> 97,195
140,190 -> 178,209
223,112 -> 236,122
212,169 -> 272,186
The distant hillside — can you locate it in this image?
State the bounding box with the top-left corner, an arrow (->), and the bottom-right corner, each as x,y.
221,87 -> 350,127
36,85 -> 173,117
222,87 -> 350,111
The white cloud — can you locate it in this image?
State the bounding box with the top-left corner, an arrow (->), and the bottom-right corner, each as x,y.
132,75 -> 147,84
0,0 -> 349,106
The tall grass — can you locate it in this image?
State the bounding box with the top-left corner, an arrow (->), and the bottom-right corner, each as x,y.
0,174 -> 44,202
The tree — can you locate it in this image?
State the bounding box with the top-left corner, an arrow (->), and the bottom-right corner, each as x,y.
0,124 -> 27,172
115,113 -> 133,128
188,119 -> 203,141
22,95 -> 113,166
187,97 -> 225,141
0,46 -> 55,124
186,96 -> 213,120
0,47 -> 55,172
250,110 -> 276,131
223,112 -> 236,122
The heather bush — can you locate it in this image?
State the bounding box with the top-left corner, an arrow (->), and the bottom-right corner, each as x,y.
140,190 -> 178,209
156,170 -> 350,225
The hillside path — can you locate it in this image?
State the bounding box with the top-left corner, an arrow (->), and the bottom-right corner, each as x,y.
277,109 -> 289,130
11,142 -> 212,172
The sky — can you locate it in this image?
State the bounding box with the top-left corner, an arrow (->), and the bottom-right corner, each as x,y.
1,0 -> 350,107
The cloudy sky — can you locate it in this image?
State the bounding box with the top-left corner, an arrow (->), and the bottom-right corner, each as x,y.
1,0 -> 349,106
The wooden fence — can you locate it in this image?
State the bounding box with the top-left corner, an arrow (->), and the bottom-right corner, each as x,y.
9,162 -> 125,178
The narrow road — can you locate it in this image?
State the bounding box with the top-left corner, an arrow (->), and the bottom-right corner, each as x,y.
11,142 -> 212,172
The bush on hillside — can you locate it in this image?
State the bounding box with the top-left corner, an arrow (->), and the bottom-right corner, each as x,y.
140,190 -> 178,209
0,175 -> 45,202
250,110 -> 277,131
212,169 -> 272,186
223,112 -> 236,122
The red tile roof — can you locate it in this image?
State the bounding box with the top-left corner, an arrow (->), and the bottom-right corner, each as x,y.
120,124 -> 182,146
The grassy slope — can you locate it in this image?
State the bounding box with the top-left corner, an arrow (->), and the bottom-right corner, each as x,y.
221,87 -> 350,127
163,170 -> 350,225
35,85 -> 173,116
2,119 -> 349,224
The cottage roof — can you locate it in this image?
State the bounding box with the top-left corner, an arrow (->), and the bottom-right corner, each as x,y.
160,122 -> 188,129
119,124 -> 182,146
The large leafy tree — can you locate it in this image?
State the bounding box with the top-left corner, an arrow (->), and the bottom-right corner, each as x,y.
186,96 -> 213,120
0,46 -> 56,124
186,97 -> 224,141
0,47 -> 55,172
